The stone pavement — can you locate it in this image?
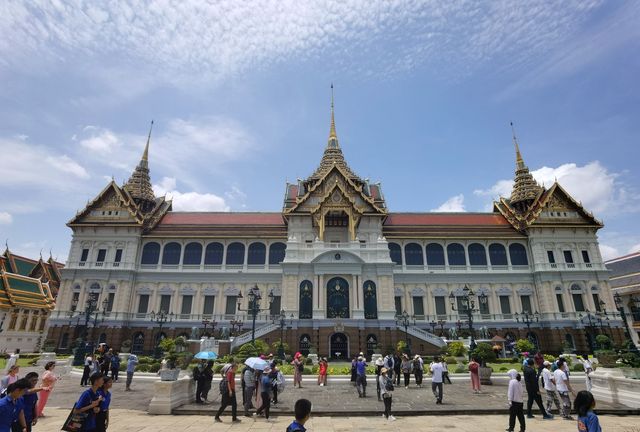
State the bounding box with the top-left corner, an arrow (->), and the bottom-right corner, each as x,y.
33,408 -> 640,432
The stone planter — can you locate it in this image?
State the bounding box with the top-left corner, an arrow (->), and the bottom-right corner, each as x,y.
621,368 -> 640,380
148,376 -> 194,414
159,368 -> 181,381
479,366 -> 493,385
591,367 -> 640,408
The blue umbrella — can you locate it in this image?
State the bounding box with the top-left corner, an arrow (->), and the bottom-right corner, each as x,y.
244,357 -> 269,370
194,351 -> 218,360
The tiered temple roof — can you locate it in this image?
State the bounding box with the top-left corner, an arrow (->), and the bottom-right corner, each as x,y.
0,249 -> 61,310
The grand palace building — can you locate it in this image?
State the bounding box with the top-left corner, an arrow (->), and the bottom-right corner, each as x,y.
46,97 -> 624,357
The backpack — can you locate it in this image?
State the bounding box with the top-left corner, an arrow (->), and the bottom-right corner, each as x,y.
384,377 -> 394,392
219,377 -> 228,395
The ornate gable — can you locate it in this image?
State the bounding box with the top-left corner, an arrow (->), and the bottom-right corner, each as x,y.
68,181 -> 145,227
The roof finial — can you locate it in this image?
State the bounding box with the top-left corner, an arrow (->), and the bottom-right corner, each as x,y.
328,84 -> 338,147
143,120 -> 154,162
511,121 -> 524,169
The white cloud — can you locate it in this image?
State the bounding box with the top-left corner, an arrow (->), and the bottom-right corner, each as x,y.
79,127 -> 121,154
599,244 -> 620,261
0,212 -> 12,224
153,177 -> 229,212
0,1 -> 607,85
431,194 -> 466,212
628,244 -> 640,255
474,161 -> 631,215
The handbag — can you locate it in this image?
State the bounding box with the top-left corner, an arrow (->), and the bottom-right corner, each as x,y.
61,404 -> 87,432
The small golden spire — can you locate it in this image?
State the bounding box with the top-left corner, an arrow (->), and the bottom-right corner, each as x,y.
142,120 -> 154,162
511,121 -> 524,169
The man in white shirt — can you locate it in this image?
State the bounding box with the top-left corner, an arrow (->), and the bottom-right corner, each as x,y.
541,361 -> 562,414
4,350 -> 19,372
553,358 -> 575,420
579,355 -> 593,391
430,357 -> 444,404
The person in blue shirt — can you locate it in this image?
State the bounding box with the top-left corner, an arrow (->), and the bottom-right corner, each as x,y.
96,376 -> 112,432
125,354 -> 138,391
0,378 -> 30,432
254,366 -> 273,420
286,398 -> 311,432
19,372 -> 44,432
74,372 -> 105,432
355,356 -> 367,398
110,353 -> 120,382
575,390 -> 602,432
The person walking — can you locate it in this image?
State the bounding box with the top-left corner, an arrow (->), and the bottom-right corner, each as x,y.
383,352 -> 395,384
379,367 -> 395,421
95,376 -> 112,432
575,390 -> 602,432
286,398 -> 312,432
350,357 -> 357,387
375,358 -> 384,400
3,350 -> 19,373
73,372 -> 105,432
269,366 -> 281,406
541,361 -> 562,415
0,366 -> 20,395
507,369 -> 525,432
292,353 -> 304,389
579,355 -> 594,392
202,361 -> 214,402
413,355 -> 424,388
524,358 -> 553,419
355,356 -> 367,398
242,366 -> 256,417
255,366 -> 273,421
442,358 -> 452,384
109,353 -> 120,382
393,352 -> 402,386
80,353 -> 92,387
101,349 -> 113,376
400,354 -> 411,388
22,372 -> 42,432
0,378 -> 30,432
125,354 -> 138,391
554,358 -> 575,420
194,360 -> 206,404
430,357 -> 444,404
35,361 -> 58,417
215,363 -> 241,423
468,357 -> 481,394
317,357 -> 328,386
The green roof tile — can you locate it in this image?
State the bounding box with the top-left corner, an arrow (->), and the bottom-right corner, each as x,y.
7,276 -> 41,294
13,258 -> 36,276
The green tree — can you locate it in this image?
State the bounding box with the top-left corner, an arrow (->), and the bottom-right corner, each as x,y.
396,340 -> 409,353
447,341 -> 468,357
515,339 -> 535,354
595,334 -> 612,350
470,342 -> 497,366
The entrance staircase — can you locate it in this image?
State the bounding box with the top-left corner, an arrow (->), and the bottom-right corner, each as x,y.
400,325 -> 447,349
230,322 -> 279,350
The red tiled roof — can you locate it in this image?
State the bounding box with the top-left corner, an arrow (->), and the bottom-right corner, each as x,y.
158,212 -> 285,226
384,213 -> 511,226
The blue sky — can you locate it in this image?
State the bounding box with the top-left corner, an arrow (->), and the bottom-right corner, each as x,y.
1,1 -> 639,262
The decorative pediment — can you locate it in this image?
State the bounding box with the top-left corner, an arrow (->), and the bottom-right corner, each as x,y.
311,250 -> 365,265
68,181 -> 145,226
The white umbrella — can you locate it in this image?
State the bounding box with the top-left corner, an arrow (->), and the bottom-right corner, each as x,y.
244,357 -> 269,370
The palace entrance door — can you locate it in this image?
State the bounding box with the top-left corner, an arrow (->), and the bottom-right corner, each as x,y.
330,332 -> 349,359
327,277 -> 350,318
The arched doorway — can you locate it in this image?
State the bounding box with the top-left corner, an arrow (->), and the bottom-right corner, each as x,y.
366,334 -> 378,358
327,277 -> 350,318
132,332 -> 145,354
363,280 -> 378,319
330,332 -> 349,359
299,334 -> 312,356
299,280 -> 313,319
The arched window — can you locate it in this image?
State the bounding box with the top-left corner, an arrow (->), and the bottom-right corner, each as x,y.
363,280 -> 378,319
489,243 -> 508,265
447,243 -> 466,265
98,333 -> 107,344
404,243 -> 424,266
366,334 -> 378,357
248,243 -> 266,265
268,242 -> 286,265
183,242 -> 203,265
509,243 -> 528,265
226,242 -> 245,265
468,243 -> 487,266
299,334 -> 312,356
141,242 -> 160,264
388,243 -> 402,265
162,242 -> 182,265
564,334 -> 575,350
132,332 -> 145,354
299,280 -> 313,319
204,242 -> 224,265
426,243 -> 445,266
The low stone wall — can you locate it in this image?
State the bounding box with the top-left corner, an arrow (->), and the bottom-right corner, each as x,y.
591,367 -> 640,409
148,376 -> 194,415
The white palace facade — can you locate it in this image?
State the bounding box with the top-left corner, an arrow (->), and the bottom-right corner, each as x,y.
47,99 -> 623,357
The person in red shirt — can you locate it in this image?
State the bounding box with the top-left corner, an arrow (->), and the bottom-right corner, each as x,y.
317,358 -> 328,387
215,363 -> 241,423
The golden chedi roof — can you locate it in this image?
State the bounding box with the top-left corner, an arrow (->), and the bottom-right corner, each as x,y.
509,123 -> 543,212
124,121 -> 156,210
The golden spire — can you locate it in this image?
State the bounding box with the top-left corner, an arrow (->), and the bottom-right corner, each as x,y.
142,120 -> 154,163
327,84 -> 339,149
124,120 -> 156,212
511,122 -> 524,169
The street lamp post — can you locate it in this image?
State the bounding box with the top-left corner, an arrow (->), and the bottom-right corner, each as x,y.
150,310 -> 174,359
72,294 -> 101,366
515,310 -> 540,350
396,310 -> 414,352
273,309 -> 293,360
201,318 -> 217,338
237,285 -> 275,344
613,293 -> 640,354
449,285 -> 488,355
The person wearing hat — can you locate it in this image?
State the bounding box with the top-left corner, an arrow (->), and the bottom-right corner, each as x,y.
541,360 -> 561,415
401,354 -> 412,388
374,357 -> 385,400
355,356 -> 367,398
379,367 -> 395,421
413,355 -> 424,388
255,366 -> 273,421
